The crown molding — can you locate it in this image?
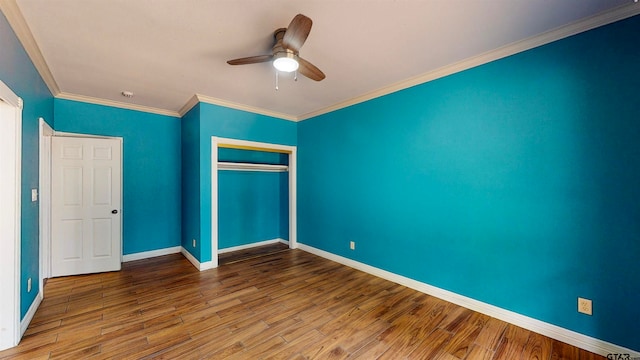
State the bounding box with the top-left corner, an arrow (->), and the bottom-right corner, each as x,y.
0,0 -> 60,96
178,94 -> 201,117
191,94 -> 298,122
56,92 -> 180,117
4,1 -> 637,122
297,3 -> 640,121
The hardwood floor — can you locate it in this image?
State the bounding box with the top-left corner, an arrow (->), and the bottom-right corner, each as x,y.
218,242 -> 290,265
0,248 -> 605,359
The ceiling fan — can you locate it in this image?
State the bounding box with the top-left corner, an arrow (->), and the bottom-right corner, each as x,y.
227,14 -> 326,82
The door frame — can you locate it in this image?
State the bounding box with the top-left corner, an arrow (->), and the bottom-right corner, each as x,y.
51,132 -> 124,264
211,137 -> 297,268
39,118 -> 53,293
0,80 -> 22,351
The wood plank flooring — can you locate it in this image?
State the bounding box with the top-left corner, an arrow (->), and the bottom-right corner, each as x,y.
218,242 -> 290,265
0,247 -> 605,359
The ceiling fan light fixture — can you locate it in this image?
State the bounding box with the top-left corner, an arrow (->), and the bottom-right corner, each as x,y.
227,14 -> 324,81
273,53 -> 299,72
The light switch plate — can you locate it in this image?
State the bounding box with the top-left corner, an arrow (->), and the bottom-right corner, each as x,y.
31,188 -> 38,202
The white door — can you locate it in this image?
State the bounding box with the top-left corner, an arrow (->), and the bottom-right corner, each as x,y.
51,136 -> 122,277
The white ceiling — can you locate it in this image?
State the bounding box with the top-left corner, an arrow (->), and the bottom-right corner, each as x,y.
4,0 -> 639,120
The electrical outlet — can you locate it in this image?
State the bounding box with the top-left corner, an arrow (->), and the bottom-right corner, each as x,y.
192,239 -> 196,247
27,278 -> 32,292
578,297 -> 592,315
350,241 -> 355,250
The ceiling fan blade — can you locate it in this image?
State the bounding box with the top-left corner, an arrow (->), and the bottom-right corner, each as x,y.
227,54 -> 273,65
282,14 -> 312,53
297,57 -> 325,81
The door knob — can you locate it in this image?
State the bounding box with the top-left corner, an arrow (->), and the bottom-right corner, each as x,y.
111,209 -> 118,214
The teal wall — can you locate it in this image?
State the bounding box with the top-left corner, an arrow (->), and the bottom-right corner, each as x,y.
3,3 -> 637,352
54,99 -> 182,255
218,148 -> 289,165
218,171 -> 288,249
218,148 -> 289,250
183,103 -> 296,262
298,15 -> 640,350
181,104 -> 201,259
1,12 -> 54,318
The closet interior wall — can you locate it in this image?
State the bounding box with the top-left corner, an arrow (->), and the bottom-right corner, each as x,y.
217,147 -> 289,252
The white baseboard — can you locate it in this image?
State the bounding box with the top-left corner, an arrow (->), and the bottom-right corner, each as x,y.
297,243 -> 639,357
181,247 -> 215,271
122,246 -> 182,262
182,238 -> 289,271
20,291 -> 43,337
218,238 -> 289,254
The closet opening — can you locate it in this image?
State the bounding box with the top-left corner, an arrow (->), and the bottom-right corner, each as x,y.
211,137 -> 297,267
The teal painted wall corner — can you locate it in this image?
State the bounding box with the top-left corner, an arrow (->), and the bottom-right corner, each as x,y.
1,10 -> 54,318
3,2 -> 638,354
54,99 -> 182,256
197,103 -> 297,262
181,103 -> 202,260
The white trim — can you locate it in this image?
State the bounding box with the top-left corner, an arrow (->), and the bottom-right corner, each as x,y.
218,238 -> 288,254
177,94 -> 201,117
19,291 -> 42,337
56,92 -> 179,118
0,79 -> 21,108
218,162 -> 288,172
0,80 -> 22,351
3,1 -> 638,122
38,118 -> 53,296
298,4 -> 640,121
180,247 -> 215,271
182,94 -> 297,121
212,137 -> 298,269
0,0 -> 60,96
122,246 -> 182,262
211,138 -> 219,269
181,247 -> 200,269
288,147 -> 298,249
53,131 -> 114,139
199,261 -> 215,270
204,4 -> 638,122
297,243 -> 640,357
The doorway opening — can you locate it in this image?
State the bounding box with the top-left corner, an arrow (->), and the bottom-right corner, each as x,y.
211,137 -> 297,268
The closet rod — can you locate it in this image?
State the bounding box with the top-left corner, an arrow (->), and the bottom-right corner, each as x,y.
218,161 -> 288,172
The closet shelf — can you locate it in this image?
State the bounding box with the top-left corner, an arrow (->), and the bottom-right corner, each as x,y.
218,161 -> 288,172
